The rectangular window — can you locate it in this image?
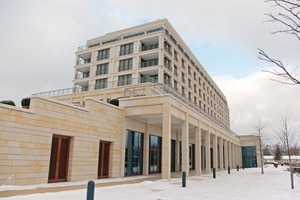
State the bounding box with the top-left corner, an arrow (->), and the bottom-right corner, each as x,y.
98,49 -> 110,60
164,57 -> 172,71
96,63 -> 109,75
125,130 -> 144,176
120,43 -> 133,56
182,73 -> 185,83
164,74 -> 171,85
174,65 -> 178,76
174,51 -> 178,61
95,78 -> 107,89
118,74 -> 132,86
164,42 -> 172,55
119,58 -> 133,71
174,80 -> 178,91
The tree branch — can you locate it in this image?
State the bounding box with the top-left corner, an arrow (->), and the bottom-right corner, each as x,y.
258,48 -> 300,85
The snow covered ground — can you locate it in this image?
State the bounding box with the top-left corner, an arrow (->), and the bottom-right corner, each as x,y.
1,165 -> 300,200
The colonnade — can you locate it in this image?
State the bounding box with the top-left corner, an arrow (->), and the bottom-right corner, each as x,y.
159,103 -> 242,179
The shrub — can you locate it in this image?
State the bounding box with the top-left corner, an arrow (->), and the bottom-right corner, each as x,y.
21,97 -> 31,107
108,98 -> 119,106
0,100 -> 16,106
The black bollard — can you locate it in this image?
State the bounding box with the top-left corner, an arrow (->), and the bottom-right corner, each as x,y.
213,168 -> 216,179
182,171 -> 186,188
228,166 -> 230,174
87,180 -> 95,200
243,166 -> 245,170
237,165 -> 239,171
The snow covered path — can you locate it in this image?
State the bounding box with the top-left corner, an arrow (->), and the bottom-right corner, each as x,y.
1,165 -> 300,200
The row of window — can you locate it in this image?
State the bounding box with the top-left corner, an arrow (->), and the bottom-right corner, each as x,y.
163,36 -> 227,108
95,74 -> 132,90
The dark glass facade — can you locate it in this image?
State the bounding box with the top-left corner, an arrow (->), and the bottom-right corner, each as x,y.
242,146 -> 257,168
125,130 -> 144,176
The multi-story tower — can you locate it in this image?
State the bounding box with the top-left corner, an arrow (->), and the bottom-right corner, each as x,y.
73,18 -> 230,128
1,18 -> 251,185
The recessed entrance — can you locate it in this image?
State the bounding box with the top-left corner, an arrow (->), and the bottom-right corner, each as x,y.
48,135 -> 70,183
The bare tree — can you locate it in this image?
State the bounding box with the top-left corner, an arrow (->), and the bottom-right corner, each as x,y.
276,112 -> 299,189
258,0 -> 300,85
252,119 -> 267,174
274,144 -> 282,162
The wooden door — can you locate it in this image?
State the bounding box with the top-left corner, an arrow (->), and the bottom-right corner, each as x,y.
98,141 -> 110,178
48,135 -> 70,183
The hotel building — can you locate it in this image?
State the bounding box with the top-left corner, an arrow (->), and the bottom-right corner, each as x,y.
0,19 -> 260,185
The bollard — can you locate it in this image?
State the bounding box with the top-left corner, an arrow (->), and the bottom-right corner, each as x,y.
213,168 -> 216,179
182,171 -> 186,188
237,165 -> 239,171
243,166 -> 245,170
87,180 -> 95,200
228,166 -> 230,174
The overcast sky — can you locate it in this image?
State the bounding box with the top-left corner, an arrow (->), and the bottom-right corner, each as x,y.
0,0 -> 299,143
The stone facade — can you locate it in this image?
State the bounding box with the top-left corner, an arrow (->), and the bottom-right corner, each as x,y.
0,96 -> 123,185
0,19 -> 256,185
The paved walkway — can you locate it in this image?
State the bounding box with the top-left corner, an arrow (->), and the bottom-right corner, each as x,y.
0,176 -> 160,198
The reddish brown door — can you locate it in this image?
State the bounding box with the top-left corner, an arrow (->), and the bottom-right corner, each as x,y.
48,135 -> 70,183
98,141 -> 110,178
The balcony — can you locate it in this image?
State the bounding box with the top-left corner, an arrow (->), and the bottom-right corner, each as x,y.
140,43 -> 158,51
77,58 -> 91,65
75,71 -> 90,79
164,47 -> 172,56
164,62 -> 172,72
140,59 -> 158,68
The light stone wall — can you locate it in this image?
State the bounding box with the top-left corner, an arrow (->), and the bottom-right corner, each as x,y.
0,96 -> 123,185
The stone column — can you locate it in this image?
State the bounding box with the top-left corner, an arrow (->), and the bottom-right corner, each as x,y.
233,144 -> 237,168
162,103 -> 171,179
195,121 -> 202,175
224,139 -> 228,169
239,146 -> 243,167
205,128 -> 211,173
120,114 -> 127,177
143,123 -> 150,175
213,133 -> 218,170
228,141 -> 232,169
219,137 -> 224,170
182,113 -> 189,176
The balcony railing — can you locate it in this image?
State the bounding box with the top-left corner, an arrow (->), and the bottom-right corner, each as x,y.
164,47 -> 172,56
119,48 -> 133,56
140,60 -> 158,68
164,62 -> 172,72
33,76 -> 157,97
77,59 -> 91,65
140,43 -> 159,51
75,72 -> 90,79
